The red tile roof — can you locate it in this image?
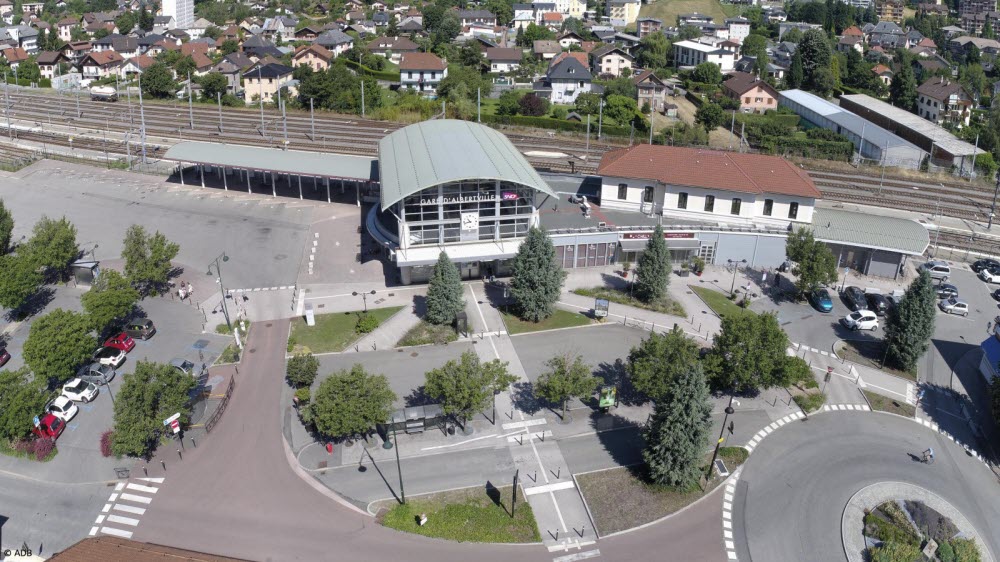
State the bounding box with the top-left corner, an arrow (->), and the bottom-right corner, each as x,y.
1,47 -> 29,63
49,536 -> 250,561
399,52 -> 446,70
597,145 -> 821,199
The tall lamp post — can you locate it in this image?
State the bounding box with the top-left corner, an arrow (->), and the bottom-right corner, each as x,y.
728,259 -> 747,296
706,396 -> 736,482
382,421 -> 405,504
352,290 -> 376,312
206,252 -> 232,332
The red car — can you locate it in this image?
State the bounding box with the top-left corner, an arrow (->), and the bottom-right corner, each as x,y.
0,347 -> 9,367
32,413 -> 65,440
104,332 -> 136,353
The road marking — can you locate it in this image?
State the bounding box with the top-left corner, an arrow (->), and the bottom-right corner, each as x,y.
106,514 -> 140,526
546,540 -> 596,553
88,527 -> 98,536
723,520 -> 732,529
107,493 -> 118,502
728,552 -> 738,560
114,482 -> 125,491
113,504 -> 146,515
502,419 -> 547,430
725,530 -> 733,539
119,493 -> 153,504
136,477 -> 165,483
820,350 -> 829,356
125,482 -> 159,494
101,504 -> 111,513
507,430 -> 552,443
420,432 -> 500,451
99,526 -> 133,539
524,481 -> 576,496
94,515 -> 105,524
552,549 -> 601,561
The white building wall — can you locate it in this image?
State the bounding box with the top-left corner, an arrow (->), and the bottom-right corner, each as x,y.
162,0 -> 193,29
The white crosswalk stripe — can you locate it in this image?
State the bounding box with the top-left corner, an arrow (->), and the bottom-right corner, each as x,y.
89,477 -> 163,539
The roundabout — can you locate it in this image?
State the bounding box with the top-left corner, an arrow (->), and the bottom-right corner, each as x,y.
734,412 -> 1000,562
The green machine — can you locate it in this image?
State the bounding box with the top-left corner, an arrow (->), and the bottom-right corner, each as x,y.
598,385 -> 618,410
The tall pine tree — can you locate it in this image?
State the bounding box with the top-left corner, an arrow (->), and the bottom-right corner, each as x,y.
425,251 -> 465,325
884,269 -> 936,372
510,227 -> 566,322
788,49 -> 804,89
890,64 -> 918,112
634,224 -> 671,303
642,363 -> 712,487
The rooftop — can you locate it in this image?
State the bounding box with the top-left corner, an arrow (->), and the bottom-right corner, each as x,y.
810,207 -> 928,255
839,93 -> 978,156
162,142 -> 377,181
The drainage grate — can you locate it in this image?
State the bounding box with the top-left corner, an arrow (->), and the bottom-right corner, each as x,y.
266,322 -> 273,327
248,348 -> 257,354
410,352 -> 418,357
317,304 -> 325,308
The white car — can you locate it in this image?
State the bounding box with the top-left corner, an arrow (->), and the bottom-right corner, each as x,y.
841,310 -> 879,331
979,268 -> 1000,283
938,297 -> 970,317
46,395 -> 79,422
62,378 -> 99,403
92,346 -> 126,368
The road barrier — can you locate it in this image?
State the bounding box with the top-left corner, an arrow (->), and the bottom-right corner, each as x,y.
205,376 -> 236,433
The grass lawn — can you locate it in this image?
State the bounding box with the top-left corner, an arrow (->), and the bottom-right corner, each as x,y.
501,308 -> 593,335
577,447 -> 747,535
835,339 -> 917,382
793,392 -> 826,413
397,320 -> 459,347
376,485 -> 541,543
639,0 -> 727,28
289,306 -> 403,354
690,285 -> 754,319
572,286 -> 686,317
863,390 -> 916,418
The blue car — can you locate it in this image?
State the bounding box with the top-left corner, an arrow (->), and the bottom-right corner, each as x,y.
811,288 -> 834,312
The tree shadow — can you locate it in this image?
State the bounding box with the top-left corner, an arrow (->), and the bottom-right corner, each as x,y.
6,286 -> 55,321
412,294 -> 427,317
590,410 -> 646,477
599,272 -> 630,291
403,385 -> 435,407
920,379 -> 998,464
510,380 -> 541,415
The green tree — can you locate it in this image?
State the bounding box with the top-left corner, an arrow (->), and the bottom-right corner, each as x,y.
984,19 -> 996,40
175,55 -> 196,78
310,364 -> 395,438
434,12 -> 461,46
497,89 -> 524,116
121,224 -> 180,294
637,32 -> 669,70
203,26 -> 222,40
220,39 -> 239,55
782,28 -> 804,43
890,63 -> 918,112
603,94 -> 640,126
17,60 -> 40,83
627,326 -> 700,401
115,11 -> 136,33
23,309 -> 97,385
785,227 -> 838,294
141,62 -> 178,99
112,361 -> 197,458
80,269 -> 139,335
510,227 -> 566,322
519,92 -> 549,116
533,354 -> 599,420
139,4 -> 154,30
459,43 -> 488,74
798,29 -> 832,91
0,198 -> 13,254
696,102 -> 726,132
642,363 -> 711,486
485,0 -> 513,24
884,269 -> 936,372
634,224 -> 671,303
0,254 -> 41,313
425,251 -> 464,325
199,72 -> 229,101
0,367 -> 50,441
424,350 -> 515,428
787,49 -> 804,89
691,61 -> 722,84
518,23 -> 555,47
286,353 -> 320,388
703,312 -> 791,393
574,92 -> 602,115
24,215 -> 78,281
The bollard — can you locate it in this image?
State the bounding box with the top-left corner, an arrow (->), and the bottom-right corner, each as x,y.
556,466 -> 561,479
161,460 -> 166,471
143,465 -> 147,476
180,437 -> 185,450
177,449 -> 182,460
234,365 -> 239,375
372,342 -> 376,351
191,437 -> 197,448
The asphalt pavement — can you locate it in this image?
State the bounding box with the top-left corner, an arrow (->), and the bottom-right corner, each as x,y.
0,472 -> 107,557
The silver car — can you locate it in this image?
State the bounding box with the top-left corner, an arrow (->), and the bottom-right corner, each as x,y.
938,297 -> 969,317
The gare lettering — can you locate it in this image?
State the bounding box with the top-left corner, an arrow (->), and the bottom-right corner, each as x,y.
418,192 -> 521,205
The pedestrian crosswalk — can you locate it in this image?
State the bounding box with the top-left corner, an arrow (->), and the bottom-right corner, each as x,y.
89,477 -> 163,539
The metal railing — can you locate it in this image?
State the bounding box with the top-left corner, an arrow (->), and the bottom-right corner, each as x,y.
205,376 -> 236,433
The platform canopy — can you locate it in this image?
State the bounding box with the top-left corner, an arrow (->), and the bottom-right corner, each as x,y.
377,120 -> 555,211
162,142 -> 378,182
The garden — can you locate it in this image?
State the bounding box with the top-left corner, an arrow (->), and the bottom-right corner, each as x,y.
863,500 -> 981,562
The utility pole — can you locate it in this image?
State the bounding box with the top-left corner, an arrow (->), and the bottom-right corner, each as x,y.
970,133 -> 979,182
477,87 -> 481,123
281,96 -> 288,148
739,122 -> 745,153
878,138 -> 889,194
257,66 -> 264,135
217,91 -> 223,133
360,79 -> 365,118
648,105 -> 654,144
138,72 -> 147,164
187,71 -> 193,129
598,99 -> 603,139
729,109 -> 735,149
309,97 -> 315,140
3,73 -> 9,140
989,171 -> 1000,230
585,114 -> 590,158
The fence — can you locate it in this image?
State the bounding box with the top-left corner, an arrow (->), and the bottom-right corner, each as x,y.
205,376 -> 236,433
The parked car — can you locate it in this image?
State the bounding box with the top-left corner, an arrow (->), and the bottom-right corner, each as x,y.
841,310 -> 879,331
885,294 -> 901,309
170,358 -> 204,378
0,347 -> 9,367
938,297 -> 970,317
919,260 -> 951,282
972,259 -> 1000,273
866,293 -> 890,316
61,378 -> 99,403
32,413 -> 65,440
979,267 -> 1000,283
92,346 -> 126,368
936,284 -> 959,299
810,288 -> 833,312
992,288 -> 1000,301
76,362 -> 116,385
124,319 -> 156,340
842,286 -> 868,311
104,332 -> 136,352
45,395 -> 78,422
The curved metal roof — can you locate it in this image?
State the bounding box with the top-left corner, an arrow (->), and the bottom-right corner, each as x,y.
377,120 -> 555,211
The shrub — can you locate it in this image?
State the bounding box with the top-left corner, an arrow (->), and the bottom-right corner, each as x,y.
100,430 -> 114,457
286,353 -> 320,388
355,313 -> 379,334
949,538 -> 980,562
938,541 -> 955,562
295,386 -> 311,407
869,541 -> 923,562
13,439 -> 33,454
551,106 -> 568,120
33,438 -> 54,461
286,334 -> 297,353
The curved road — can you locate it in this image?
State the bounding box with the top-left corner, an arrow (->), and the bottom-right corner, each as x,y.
132,320 -> 726,561
736,412 -> 1000,562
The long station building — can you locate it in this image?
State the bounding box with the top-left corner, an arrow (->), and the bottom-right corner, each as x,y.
164,120 -> 929,285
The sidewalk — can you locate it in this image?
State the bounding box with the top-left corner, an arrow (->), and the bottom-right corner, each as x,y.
345,305 -> 421,353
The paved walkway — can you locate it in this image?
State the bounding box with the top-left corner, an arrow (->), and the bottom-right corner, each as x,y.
345,305 -> 421,353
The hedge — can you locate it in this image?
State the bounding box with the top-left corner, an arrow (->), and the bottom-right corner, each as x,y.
685,90 -> 706,108
343,59 -> 400,82
2,77 -> 51,88
481,113 -> 631,137
756,136 -> 854,160
737,112 -> 801,128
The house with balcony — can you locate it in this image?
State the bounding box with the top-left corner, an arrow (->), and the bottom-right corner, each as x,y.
80,50 -> 124,79
486,47 -> 521,73
916,76 -> 975,127
633,69 -> 669,112
36,50 -> 68,79
535,56 -> 595,104
590,44 -> 633,78
367,35 -> 419,64
721,71 -> 779,113
244,62 -> 294,104
399,52 -> 447,95
673,38 -> 737,71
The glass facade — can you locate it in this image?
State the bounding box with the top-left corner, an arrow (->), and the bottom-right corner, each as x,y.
400,180 -> 536,247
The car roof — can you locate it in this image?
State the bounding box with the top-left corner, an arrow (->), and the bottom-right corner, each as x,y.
64,377 -> 86,386
53,395 -> 72,405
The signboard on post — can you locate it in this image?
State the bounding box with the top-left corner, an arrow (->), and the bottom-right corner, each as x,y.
163,413 -> 181,426
170,419 -> 181,434
593,298 -> 609,319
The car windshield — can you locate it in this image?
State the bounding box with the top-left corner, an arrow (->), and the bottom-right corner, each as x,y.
817,290 -> 829,299
948,297 -> 958,305
850,312 -> 863,320
67,380 -> 86,392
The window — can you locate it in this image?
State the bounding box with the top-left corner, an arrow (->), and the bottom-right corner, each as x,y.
788,202 -> 799,219
643,186 -> 654,203
744,96 -> 750,104
730,198 -> 742,215
704,195 -> 715,212
618,183 -> 628,200
763,199 -> 773,216
677,192 -> 688,209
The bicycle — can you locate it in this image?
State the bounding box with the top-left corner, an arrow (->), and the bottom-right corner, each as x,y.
922,449 -> 935,465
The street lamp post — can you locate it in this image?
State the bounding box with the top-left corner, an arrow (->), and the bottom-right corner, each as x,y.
206,253 -> 232,332
382,421 -> 405,504
706,396 -> 736,482
352,290 -> 376,312
728,259 -> 747,296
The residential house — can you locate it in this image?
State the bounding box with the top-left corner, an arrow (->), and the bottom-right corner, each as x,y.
314,29 -> 353,56
867,21 -> 908,49
56,17 -> 77,42
144,39 -> 179,57
262,16 -> 297,43
541,12 -> 563,31
949,35 -> 1000,58
186,18 -> 214,41
399,17 -> 424,33
876,0 -> 905,23
918,3 -> 950,17
92,33 -> 138,58
537,56 -> 594,104
532,2 -> 558,24
9,25 -> 37,53
533,39 -> 560,60
678,13 -> 713,26
457,9 -> 497,27
838,35 -> 864,54
152,15 -> 174,35
367,36 -> 419,64
244,62 -> 294,103
557,31 -> 584,48
778,21 -> 820,40
917,76 -> 975,126
62,40 -> 91,65
117,53 -> 155,77
636,17 -> 662,38
606,0 -> 640,27
21,2 -> 43,15
959,0 -> 996,19
486,47 -> 521,73
872,64 -> 893,85
35,50 -> 67,79
590,44 -> 633,78
295,25 -> 321,41
0,0 -> 12,19
210,58 -> 243,94
292,44 -> 334,72
241,35 -> 283,59
726,17 -> 750,43
673,38 -> 737,71
961,11 -> 1000,35
721,71 -> 779,113
512,4 -> 534,30
632,69 -> 669,112
164,28 -> 189,42
80,50 -> 124,79
372,12 -> 390,27
399,52 -> 447,95
0,46 -> 28,68
190,51 -> 214,75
